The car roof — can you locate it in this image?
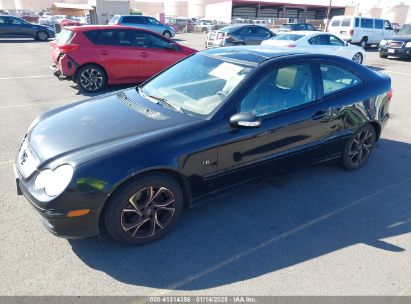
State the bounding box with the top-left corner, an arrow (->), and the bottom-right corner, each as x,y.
277,30 -> 318,36
219,23 -> 269,32
64,25 -> 155,32
202,46 -> 306,64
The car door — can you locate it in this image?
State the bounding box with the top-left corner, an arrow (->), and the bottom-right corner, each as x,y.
7,17 -> 33,37
360,18 -> 374,43
215,61 -> 340,185
0,16 -> 11,36
145,17 -> 163,35
94,29 -> 141,82
132,30 -> 184,80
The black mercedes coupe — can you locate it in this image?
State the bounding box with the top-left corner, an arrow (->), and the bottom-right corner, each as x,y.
15,46 -> 392,245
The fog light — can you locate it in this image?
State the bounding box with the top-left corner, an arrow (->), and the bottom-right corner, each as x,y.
67,209 -> 90,218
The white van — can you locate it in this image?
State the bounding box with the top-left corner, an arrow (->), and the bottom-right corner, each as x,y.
328,16 -> 394,47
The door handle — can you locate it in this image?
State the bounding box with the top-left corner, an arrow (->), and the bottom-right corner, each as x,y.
140,52 -> 148,57
311,110 -> 328,120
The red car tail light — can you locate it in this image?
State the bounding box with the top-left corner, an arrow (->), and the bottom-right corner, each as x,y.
387,88 -> 393,101
349,30 -> 354,36
58,43 -> 80,53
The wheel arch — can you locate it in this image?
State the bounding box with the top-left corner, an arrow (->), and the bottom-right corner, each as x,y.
368,121 -> 381,141
74,62 -> 109,84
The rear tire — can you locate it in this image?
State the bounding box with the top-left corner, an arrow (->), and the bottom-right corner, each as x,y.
103,174 -> 184,245
341,124 -> 376,171
76,64 -> 107,93
360,37 -> 368,49
379,53 -> 388,58
35,30 -> 49,41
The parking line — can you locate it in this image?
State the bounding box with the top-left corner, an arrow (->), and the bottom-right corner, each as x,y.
0,75 -> 53,81
159,176 -> 411,291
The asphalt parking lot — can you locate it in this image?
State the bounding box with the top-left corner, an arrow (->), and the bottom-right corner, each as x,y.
1,33 -> 411,296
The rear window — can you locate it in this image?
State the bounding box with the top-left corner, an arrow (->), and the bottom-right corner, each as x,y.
341,18 -> 351,27
361,18 -> 373,28
56,29 -> 74,44
109,15 -> 120,24
122,16 -> 146,24
273,34 -> 304,41
330,19 -> 341,27
84,30 -> 99,44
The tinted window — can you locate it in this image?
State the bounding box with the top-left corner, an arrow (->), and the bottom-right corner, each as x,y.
123,16 -> 146,24
329,35 -> 344,46
355,18 -> 359,27
84,30 -> 99,43
132,31 -> 170,49
361,18 -> 373,29
95,30 -> 134,46
331,19 -> 341,27
341,18 -> 351,27
252,27 -> 271,37
240,64 -> 315,116
375,19 -> 383,29
309,35 -> 331,45
109,15 -> 120,24
240,27 -> 252,35
321,64 -> 362,96
10,17 -> 25,25
0,17 -> 7,24
306,24 -> 315,30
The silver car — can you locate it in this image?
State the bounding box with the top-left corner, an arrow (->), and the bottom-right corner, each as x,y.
109,15 -> 175,38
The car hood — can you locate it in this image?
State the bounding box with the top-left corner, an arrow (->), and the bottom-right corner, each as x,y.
387,35 -> 411,42
28,88 -> 199,167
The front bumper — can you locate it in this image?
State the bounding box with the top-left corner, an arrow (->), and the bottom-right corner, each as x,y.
14,165 -> 101,239
379,46 -> 411,58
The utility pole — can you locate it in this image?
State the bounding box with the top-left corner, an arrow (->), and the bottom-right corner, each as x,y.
326,0 -> 332,21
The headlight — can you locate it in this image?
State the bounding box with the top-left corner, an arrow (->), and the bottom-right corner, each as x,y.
34,164 -> 74,197
380,40 -> 387,46
406,42 -> 411,48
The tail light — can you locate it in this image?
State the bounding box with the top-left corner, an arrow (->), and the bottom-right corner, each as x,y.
349,30 -> 354,36
58,43 -> 80,53
387,88 -> 393,101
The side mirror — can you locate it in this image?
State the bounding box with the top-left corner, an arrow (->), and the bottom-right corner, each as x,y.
166,42 -> 179,51
345,41 -> 349,46
230,112 -> 261,128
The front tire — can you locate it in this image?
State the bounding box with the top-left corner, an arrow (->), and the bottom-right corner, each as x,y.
103,174 -> 184,245
163,30 -> 172,39
360,37 -> 368,49
341,124 -> 376,170
35,30 -> 49,41
76,64 -> 106,93
352,52 -> 363,64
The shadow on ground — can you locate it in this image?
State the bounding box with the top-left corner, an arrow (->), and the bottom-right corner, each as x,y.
69,138 -> 411,290
0,38 -> 48,43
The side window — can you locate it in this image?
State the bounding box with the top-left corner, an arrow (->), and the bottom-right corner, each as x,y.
384,20 -> 393,30
132,31 -> 170,49
10,17 -> 25,25
321,64 -> 363,96
375,19 -> 384,29
147,17 -> 160,25
241,27 -> 252,35
254,27 -> 271,37
330,19 -> 341,27
307,24 -> 315,31
329,35 -> 344,46
96,30 -> 133,46
0,17 -> 7,24
84,30 -> 99,44
341,18 -> 351,27
355,18 -> 359,27
361,18 -> 373,29
309,35 -> 329,45
240,64 -> 315,116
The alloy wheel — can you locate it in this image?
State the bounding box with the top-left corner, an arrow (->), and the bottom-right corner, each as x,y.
348,128 -> 374,167
121,186 -> 176,239
38,31 -> 48,41
163,31 -> 171,39
352,53 -> 363,64
79,68 -> 103,91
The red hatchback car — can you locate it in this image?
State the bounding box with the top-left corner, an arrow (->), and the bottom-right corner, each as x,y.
50,25 -> 197,92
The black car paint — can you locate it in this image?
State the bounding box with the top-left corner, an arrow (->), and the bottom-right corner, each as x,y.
217,24 -> 275,45
15,48 -> 391,238
379,34 -> 411,59
0,15 -> 55,39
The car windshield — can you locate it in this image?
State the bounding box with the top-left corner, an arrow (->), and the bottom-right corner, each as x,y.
139,54 -> 254,117
272,34 -> 304,41
397,25 -> 411,35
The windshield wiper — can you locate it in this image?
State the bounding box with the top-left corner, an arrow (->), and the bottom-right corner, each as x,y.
138,87 -> 185,114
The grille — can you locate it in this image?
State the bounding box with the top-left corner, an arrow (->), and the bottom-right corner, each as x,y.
17,138 -> 40,179
387,41 -> 404,48
117,91 -> 169,121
